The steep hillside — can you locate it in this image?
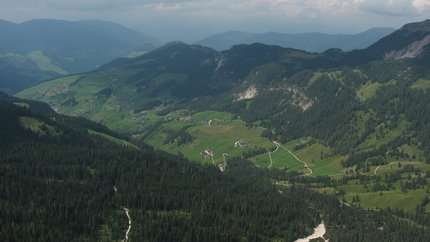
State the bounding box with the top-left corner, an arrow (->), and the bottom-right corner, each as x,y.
351,19 -> 430,62
0,67 -> 42,95
0,19 -> 161,94
3,93 -> 430,241
15,43 -> 327,134
194,28 -> 395,52
15,19 -> 430,181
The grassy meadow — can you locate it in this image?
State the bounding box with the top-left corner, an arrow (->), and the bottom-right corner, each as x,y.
0,51 -> 68,75
19,116 -> 62,136
27,50 -> 68,75
411,78 -> 430,90
88,129 -> 139,149
147,111 -> 275,164
356,82 -> 382,101
16,70 -> 193,135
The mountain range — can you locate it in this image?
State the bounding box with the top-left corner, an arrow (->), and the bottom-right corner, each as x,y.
5,18 -> 430,241
16,19 -> 430,166
1,18 -> 397,95
0,19 -> 160,94
194,27 -> 395,52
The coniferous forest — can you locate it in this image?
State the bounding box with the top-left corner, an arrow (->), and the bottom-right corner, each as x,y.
2,94 -> 430,241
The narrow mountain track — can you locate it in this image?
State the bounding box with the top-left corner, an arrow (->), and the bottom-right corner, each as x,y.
267,144 -> 280,168
268,152 -> 273,168
220,153 -> 234,172
121,207 -> 131,242
274,141 -> 312,175
374,162 -> 399,175
114,186 -> 132,242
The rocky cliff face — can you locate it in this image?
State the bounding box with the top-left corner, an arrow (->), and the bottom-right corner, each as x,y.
384,34 -> 430,60
383,19 -> 430,60
362,19 -> 430,61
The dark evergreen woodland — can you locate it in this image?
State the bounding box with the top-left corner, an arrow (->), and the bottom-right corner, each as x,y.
2,95 -> 430,241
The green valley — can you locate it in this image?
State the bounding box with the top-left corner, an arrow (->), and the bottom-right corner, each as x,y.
14,19 -> 430,224
4,95 -> 430,241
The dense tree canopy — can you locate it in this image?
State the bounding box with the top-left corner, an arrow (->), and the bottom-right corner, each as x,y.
2,94 -> 430,241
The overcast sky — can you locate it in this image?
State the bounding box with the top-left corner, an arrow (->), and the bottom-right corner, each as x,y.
1,0 -> 429,43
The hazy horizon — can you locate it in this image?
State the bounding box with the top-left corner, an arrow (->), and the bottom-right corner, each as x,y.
1,0 -> 429,43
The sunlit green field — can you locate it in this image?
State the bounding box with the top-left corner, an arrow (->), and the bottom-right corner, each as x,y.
147,112 -> 275,164
310,155 -> 346,176
337,178 -> 430,213
309,160 -> 430,213
356,82 -> 382,101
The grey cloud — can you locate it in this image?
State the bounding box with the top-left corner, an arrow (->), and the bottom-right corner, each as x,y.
2,0 -> 206,12
359,0 -> 425,16
49,0 -> 151,12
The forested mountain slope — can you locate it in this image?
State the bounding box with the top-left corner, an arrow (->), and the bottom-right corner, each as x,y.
3,94 -> 430,241
16,19 -> 430,168
0,67 -> 41,96
2,95 -> 322,241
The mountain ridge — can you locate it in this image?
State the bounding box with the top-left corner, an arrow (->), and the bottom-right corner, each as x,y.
16,19 -> 430,167
194,27 -> 395,52
357,19 -> 430,61
15,19 -> 428,144
0,19 -> 162,94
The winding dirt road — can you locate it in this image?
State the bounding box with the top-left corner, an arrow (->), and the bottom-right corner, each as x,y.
219,153 -> 234,172
373,162 -> 397,175
121,207 -> 131,242
267,144 -> 280,168
114,186 -> 132,242
273,141 -> 313,175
